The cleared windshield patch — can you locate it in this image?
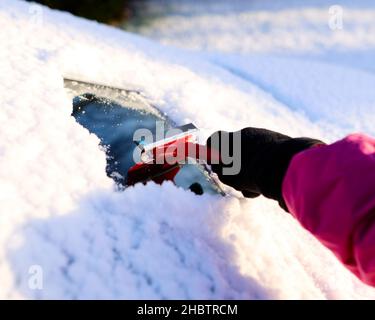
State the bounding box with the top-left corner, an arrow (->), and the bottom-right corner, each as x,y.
65,79 -> 221,195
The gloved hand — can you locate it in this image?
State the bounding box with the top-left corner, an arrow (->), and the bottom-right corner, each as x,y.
206,127 -> 324,211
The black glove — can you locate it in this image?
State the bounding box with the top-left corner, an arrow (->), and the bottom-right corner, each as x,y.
206,127 -> 324,211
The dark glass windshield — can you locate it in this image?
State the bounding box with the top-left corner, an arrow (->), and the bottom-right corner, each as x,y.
72,93 -> 170,185
65,79 -> 222,195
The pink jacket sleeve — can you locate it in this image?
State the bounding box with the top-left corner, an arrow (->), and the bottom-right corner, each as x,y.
282,133 -> 375,286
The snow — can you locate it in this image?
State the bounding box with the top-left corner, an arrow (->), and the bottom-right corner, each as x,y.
1,0 -> 375,299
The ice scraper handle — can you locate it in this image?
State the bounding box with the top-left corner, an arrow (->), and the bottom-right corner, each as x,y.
150,140 -> 221,165
185,142 -> 221,164
206,128 -> 325,210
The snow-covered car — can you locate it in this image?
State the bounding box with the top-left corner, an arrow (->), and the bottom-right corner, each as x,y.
1,0 -> 375,299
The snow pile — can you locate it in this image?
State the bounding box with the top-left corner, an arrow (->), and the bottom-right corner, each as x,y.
127,0 -> 375,137
128,0 -> 375,62
0,0 -> 375,299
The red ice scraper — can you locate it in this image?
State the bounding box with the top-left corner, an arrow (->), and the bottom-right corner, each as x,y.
126,123 -> 220,187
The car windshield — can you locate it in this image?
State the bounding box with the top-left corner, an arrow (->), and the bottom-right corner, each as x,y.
65,79 -> 222,195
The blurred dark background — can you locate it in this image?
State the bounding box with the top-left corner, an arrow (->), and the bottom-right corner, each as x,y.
26,0 -> 143,25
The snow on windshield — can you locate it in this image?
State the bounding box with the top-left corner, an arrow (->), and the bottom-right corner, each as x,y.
1,0 -> 375,299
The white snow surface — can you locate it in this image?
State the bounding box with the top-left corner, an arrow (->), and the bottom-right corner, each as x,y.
1,0 -> 375,299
